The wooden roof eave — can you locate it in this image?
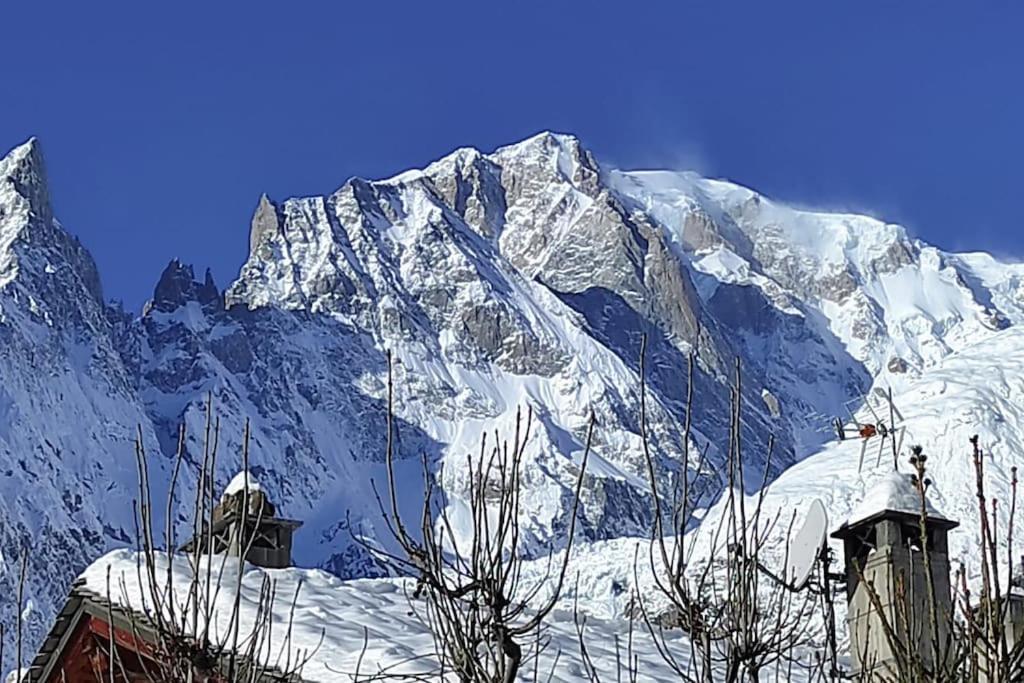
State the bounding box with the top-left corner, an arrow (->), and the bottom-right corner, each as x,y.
26,585 -> 88,683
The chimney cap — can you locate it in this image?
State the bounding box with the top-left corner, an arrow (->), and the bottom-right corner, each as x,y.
222,470 -> 264,503
831,471 -> 958,539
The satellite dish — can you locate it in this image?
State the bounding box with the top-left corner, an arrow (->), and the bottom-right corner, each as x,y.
786,499 -> 828,590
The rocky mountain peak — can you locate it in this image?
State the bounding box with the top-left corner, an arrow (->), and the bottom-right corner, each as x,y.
0,137 -> 51,224
493,131 -> 601,190
249,193 -> 283,257
0,139 -> 106,312
148,259 -> 221,313
1,137 -> 45,181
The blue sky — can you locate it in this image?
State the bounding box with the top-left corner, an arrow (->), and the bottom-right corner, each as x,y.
2,1 -> 1021,308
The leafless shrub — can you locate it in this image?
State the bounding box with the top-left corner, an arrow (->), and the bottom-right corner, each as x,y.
961,436 -> 1024,682
634,340 -> 821,682
572,582 -> 639,683
359,351 -> 594,682
3,548 -> 29,683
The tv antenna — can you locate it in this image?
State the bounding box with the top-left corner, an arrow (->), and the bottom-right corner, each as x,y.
831,387 -> 907,472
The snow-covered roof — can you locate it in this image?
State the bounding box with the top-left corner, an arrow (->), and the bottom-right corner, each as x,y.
221,469 -> 263,501
845,471 -> 950,527
71,549 -> 697,682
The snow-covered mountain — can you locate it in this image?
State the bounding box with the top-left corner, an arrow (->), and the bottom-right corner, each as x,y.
2,132 -> 1024,673
0,139 -> 170,663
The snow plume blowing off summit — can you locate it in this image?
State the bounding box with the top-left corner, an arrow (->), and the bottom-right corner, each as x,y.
2,132 -> 1024,674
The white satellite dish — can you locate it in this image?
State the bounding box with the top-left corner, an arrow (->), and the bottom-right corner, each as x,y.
786,499 -> 828,590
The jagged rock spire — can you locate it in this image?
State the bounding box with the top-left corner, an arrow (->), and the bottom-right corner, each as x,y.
0,137 -> 51,222
249,193 -> 282,256
199,268 -> 219,305
149,259 -> 221,312
0,138 -> 106,306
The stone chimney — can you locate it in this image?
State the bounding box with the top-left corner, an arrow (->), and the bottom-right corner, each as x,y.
831,471 -> 958,678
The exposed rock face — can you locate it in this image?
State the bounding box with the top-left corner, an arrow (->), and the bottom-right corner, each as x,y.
4,132 -> 1024,672
887,356 -> 910,374
249,193 -> 283,255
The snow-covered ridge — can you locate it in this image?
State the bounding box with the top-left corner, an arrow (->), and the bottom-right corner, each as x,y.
745,324 -> 1024,588
3,132 -> 1024,675
611,168 -> 1020,380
